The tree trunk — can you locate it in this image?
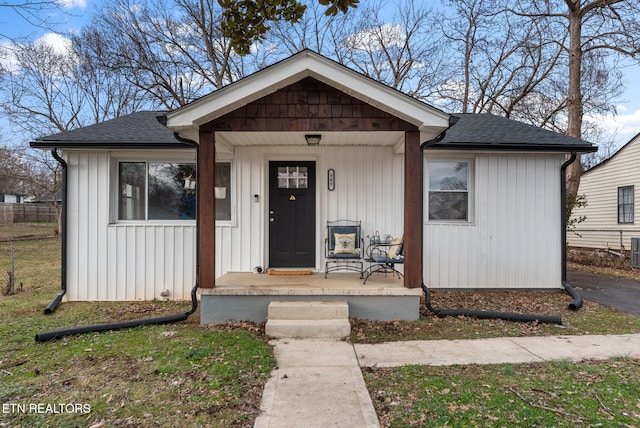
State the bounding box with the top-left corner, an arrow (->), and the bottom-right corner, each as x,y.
565,1 -> 583,203
55,201 -> 62,236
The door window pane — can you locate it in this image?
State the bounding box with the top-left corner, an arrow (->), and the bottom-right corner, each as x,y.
277,166 -> 308,189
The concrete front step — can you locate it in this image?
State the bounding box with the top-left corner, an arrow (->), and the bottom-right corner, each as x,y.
265,319 -> 351,339
267,300 -> 349,320
265,301 -> 351,339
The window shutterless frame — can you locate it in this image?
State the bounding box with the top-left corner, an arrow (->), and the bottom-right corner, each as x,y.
117,161 -> 197,222
618,185 -> 634,224
426,159 -> 473,222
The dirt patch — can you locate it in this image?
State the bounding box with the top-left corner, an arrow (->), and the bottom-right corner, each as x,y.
568,247 -> 640,279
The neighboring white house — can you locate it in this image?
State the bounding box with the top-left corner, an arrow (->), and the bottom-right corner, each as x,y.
31,50 -> 595,322
568,132 -> 640,253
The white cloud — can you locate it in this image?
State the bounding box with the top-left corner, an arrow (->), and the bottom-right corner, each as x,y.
346,23 -> 405,51
35,33 -> 73,55
0,41 -> 20,74
57,0 -> 87,9
589,105 -> 640,147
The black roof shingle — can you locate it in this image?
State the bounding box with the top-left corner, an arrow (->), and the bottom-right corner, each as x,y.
30,111 -> 192,149
30,111 -> 597,154
426,113 -> 596,153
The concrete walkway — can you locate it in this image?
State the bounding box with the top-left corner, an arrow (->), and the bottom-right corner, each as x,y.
254,334 -> 640,427
254,339 -> 379,428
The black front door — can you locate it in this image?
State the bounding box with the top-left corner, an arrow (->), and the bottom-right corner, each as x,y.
269,161 -> 316,267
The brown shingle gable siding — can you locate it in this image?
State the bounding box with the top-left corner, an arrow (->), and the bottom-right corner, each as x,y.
207,77 -> 417,132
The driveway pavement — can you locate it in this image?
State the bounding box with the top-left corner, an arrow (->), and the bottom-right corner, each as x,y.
567,270 -> 640,315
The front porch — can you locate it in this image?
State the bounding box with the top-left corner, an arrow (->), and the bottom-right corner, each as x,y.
200,272 -> 422,324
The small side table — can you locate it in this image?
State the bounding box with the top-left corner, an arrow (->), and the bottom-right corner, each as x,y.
362,238 -> 404,284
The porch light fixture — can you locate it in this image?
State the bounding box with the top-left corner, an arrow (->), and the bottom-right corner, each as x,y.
305,134 -> 321,146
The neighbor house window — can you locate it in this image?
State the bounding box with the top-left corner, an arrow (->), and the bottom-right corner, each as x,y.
119,162 -> 196,221
428,161 -> 470,221
618,185 -> 634,224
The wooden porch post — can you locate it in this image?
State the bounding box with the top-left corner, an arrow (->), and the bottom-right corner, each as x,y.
199,129 -> 216,288
404,130 -> 422,289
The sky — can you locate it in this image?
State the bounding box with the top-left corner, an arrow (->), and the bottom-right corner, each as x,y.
1,0 -> 640,154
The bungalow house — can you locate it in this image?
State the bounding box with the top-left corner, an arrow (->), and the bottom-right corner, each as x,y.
30,50 -> 595,323
568,132 -> 640,253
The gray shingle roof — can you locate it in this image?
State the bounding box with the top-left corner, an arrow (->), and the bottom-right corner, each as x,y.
30,111 -> 192,149
426,113 -> 597,153
30,110 -> 597,153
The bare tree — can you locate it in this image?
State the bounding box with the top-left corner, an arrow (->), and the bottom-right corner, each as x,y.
84,0 -> 263,108
331,1 -> 448,100
0,0 -> 67,39
1,37 -> 85,136
71,31 -> 149,123
507,0 -> 640,201
438,0 -> 568,124
217,0 -> 359,55
267,0 -> 348,56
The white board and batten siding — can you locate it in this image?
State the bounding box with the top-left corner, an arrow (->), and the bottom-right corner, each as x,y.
64,150 -> 196,301
64,148 -> 564,301
424,153 -> 562,289
567,134 -> 640,251
64,146 -> 401,301
215,144 -> 405,276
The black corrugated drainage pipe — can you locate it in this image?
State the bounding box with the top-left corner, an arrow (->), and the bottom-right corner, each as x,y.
35,130 -> 200,342
35,285 -> 199,342
44,148 -> 67,314
561,151 -> 583,311
420,283 -> 563,324
419,117 -> 563,325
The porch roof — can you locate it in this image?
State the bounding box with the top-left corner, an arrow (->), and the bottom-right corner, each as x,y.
165,49 -> 451,143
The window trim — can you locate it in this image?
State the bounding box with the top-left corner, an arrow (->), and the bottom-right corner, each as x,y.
425,156 -> 475,223
111,152 -> 197,225
617,185 -> 634,224
214,159 -> 235,227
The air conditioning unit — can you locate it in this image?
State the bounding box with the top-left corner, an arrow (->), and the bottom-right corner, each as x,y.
632,237 -> 640,268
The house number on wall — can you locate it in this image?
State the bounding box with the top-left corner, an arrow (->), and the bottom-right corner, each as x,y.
328,168 -> 335,191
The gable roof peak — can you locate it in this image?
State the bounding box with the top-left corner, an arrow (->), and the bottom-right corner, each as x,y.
165,49 -> 450,140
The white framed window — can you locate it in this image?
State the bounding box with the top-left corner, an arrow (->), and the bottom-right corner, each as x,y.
114,155 -> 234,225
427,160 -> 473,222
215,161 -> 233,223
618,185 -> 634,224
118,161 -> 196,221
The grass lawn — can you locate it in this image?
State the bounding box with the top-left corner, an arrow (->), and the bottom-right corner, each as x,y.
0,222 -> 58,241
0,239 -> 275,427
365,359 -> 640,427
1,234 -> 639,426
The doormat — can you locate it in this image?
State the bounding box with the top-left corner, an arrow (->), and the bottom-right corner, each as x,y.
268,269 -> 313,276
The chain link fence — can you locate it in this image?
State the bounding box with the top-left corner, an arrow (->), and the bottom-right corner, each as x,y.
0,223 -> 61,296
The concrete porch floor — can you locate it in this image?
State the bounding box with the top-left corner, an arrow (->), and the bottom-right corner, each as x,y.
199,272 -> 422,324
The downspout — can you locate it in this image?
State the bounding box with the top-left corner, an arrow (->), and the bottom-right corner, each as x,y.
561,151 -> 583,310
43,148 -> 67,314
35,132 -> 200,342
419,117 -> 562,325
